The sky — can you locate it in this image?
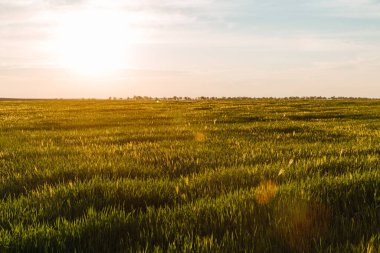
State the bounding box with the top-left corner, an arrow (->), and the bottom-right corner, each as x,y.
1,0 -> 380,98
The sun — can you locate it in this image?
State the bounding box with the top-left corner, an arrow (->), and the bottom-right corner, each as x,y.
54,10 -> 130,76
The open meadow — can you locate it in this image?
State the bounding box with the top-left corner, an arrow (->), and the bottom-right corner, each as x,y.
0,99 -> 379,252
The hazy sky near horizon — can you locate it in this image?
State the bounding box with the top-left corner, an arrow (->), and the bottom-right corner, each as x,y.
1,0 -> 380,98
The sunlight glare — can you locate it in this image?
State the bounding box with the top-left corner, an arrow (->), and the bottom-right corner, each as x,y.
54,10 -> 130,77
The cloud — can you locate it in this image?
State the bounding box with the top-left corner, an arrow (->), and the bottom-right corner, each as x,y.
45,0 -> 86,7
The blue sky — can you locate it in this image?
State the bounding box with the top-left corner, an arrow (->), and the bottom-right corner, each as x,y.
0,0 -> 380,98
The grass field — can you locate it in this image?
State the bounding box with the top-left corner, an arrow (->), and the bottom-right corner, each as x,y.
0,99 -> 379,252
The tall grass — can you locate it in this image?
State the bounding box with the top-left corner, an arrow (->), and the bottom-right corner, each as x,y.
0,99 -> 379,252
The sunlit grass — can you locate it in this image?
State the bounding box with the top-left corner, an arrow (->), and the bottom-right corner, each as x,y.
0,98 -> 379,252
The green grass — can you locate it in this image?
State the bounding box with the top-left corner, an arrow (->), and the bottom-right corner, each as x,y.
0,98 -> 379,252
